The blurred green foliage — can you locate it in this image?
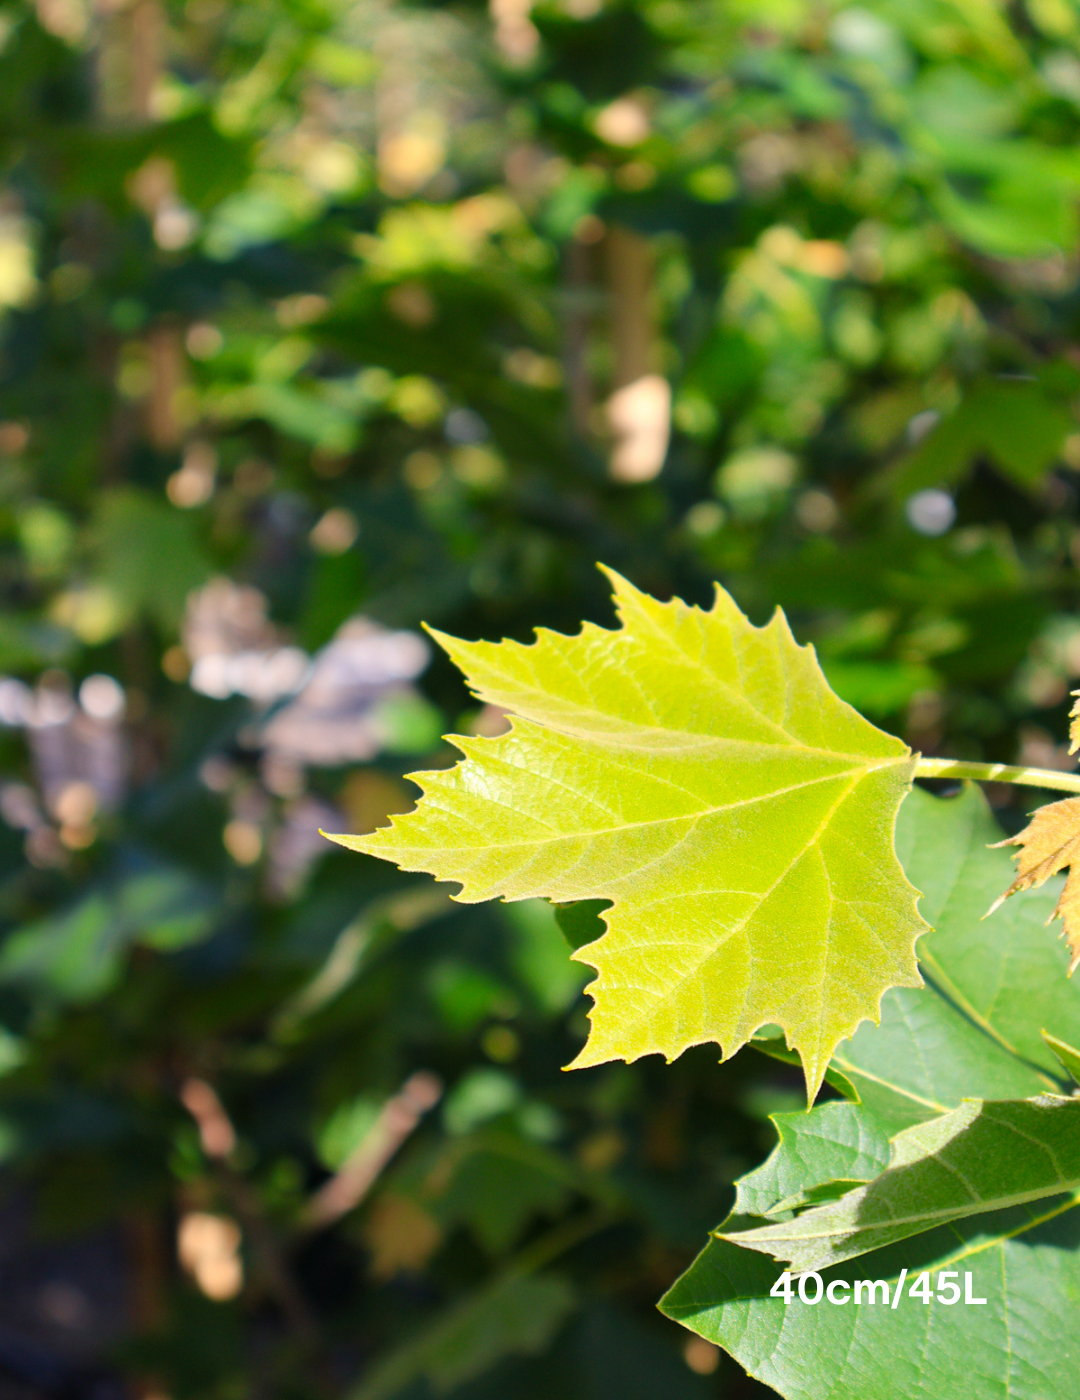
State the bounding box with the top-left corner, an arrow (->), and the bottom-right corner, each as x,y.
1,0 -> 1080,1395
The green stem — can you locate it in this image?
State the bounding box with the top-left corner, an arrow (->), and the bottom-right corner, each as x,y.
505,1205 -> 619,1278
915,757 -> 1080,795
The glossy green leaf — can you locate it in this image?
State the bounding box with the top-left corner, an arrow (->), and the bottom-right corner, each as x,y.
830,784 -> 1080,1129
328,568 -> 924,1100
662,1206 -> 1080,1400
731,1099 -> 891,1220
722,1094 -> 1080,1273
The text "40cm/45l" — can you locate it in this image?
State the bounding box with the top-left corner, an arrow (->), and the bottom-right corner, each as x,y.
772,1270 -> 986,1307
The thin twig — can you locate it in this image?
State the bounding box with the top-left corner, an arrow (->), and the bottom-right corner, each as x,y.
300,1071 -> 443,1232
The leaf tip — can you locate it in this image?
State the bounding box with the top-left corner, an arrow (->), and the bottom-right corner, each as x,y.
562,1044 -> 609,1073
790,1043 -> 831,1110
595,563 -> 643,621
320,829 -> 378,855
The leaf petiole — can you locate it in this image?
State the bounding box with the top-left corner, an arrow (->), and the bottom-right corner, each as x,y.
915,758 -> 1080,795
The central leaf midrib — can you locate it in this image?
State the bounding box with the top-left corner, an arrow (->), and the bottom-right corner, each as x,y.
731,1176 -> 1080,1251
435,760 -> 898,855
579,771 -> 868,1037
922,1190 -> 1080,1272
478,671 -> 904,758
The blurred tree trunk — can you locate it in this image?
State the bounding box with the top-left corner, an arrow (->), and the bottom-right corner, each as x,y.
563,236 -> 595,437
604,224 -> 670,482
606,223 -> 654,389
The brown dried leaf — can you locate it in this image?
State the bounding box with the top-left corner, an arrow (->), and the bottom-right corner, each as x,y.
989,795 -> 1080,975
362,1193 -> 443,1279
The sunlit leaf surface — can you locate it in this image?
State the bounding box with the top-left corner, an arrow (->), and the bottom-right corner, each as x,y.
329,568 -> 925,1098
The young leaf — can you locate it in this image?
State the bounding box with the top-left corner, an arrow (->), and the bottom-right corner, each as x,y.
988,795 -> 1080,974
327,568 -> 924,1100
720,1094 -> 1080,1273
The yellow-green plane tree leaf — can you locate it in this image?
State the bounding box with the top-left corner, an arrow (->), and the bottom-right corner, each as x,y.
326,569 -> 925,1100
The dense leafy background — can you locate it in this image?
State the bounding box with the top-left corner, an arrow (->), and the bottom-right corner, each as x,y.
2,0 -> 1080,1396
